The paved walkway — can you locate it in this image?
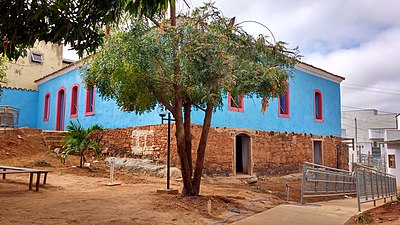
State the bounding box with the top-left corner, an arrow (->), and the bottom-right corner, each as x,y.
232,198 -> 389,225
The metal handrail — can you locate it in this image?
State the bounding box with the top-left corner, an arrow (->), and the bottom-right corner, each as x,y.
354,163 -> 397,211
300,162 -> 357,204
303,162 -> 351,173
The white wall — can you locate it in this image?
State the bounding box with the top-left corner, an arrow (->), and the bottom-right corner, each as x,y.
342,110 -> 397,142
386,143 -> 400,187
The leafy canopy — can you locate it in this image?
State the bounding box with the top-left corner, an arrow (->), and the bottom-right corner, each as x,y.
83,3 -> 300,113
0,0 -> 175,60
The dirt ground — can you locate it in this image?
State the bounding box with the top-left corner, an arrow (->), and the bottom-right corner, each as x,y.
0,130 -> 304,225
345,199 -> 400,225
1,130 -> 398,225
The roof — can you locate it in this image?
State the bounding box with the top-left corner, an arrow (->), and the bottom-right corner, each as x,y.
34,57 -> 345,84
384,139 -> 400,144
296,61 -> 345,83
34,58 -> 85,84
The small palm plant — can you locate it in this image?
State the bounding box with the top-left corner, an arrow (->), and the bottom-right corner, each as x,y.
61,119 -> 103,168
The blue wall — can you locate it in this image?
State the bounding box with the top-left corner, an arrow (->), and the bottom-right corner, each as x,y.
36,69 -> 161,130
1,88 -> 38,128
192,69 -> 342,136
36,67 -> 342,136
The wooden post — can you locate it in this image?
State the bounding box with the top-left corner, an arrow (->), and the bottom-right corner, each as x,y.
35,173 -> 41,191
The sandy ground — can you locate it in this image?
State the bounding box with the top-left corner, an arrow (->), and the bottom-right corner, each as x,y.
0,130 -> 300,225
0,162 -> 298,225
3,129 -> 398,225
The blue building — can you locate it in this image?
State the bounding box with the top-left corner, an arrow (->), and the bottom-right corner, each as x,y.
26,61 -> 343,135
1,60 -> 346,175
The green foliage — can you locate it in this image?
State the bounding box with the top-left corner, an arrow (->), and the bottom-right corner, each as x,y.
61,120 -> 103,168
0,0 -> 126,60
0,0 -> 181,60
125,0 -> 173,18
83,3 -> 300,113
355,215 -> 367,223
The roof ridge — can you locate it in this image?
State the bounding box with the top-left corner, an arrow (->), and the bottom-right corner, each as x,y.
1,86 -> 38,92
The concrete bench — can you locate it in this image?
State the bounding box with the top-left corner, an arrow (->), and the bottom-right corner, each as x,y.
0,166 -> 48,191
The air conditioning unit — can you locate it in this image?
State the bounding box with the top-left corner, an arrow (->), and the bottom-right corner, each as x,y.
31,53 -> 43,63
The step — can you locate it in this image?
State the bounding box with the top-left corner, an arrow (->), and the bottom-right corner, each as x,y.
41,130 -> 68,151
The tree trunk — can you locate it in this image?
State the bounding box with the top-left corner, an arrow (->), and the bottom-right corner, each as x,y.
80,153 -> 83,168
183,103 -> 192,178
170,1 -> 176,27
169,0 -> 195,196
174,101 -> 195,195
192,103 -> 214,195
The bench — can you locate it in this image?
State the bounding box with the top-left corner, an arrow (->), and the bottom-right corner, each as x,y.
0,166 -> 48,191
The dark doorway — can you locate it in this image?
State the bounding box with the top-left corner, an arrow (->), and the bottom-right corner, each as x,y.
56,89 -> 65,131
235,134 -> 251,174
313,140 -> 323,165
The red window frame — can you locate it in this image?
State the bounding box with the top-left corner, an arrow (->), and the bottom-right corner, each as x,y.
85,86 -> 95,116
314,89 -> 323,122
388,155 -> 396,168
228,92 -> 244,112
278,83 -> 290,118
43,92 -> 50,121
70,84 -> 79,118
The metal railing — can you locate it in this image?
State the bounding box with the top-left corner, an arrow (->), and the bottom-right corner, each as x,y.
300,162 -> 357,204
354,163 -> 397,211
0,105 -> 19,128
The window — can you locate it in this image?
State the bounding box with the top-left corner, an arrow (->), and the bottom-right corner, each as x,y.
314,90 -> 323,122
278,83 -> 290,118
70,84 -> 79,117
388,155 -> 396,168
85,86 -> 95,116
43,93 -> 50,121
228,92 -> 244,112
31,53 -> 43,63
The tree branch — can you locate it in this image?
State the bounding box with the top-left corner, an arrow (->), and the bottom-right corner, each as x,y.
148,17 -> 161,28
192,103 -> 206,112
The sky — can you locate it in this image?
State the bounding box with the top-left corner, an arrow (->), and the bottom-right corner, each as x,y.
64,0 -> 400,113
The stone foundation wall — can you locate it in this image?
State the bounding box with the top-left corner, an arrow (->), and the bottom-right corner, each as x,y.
95,124 -> 347,176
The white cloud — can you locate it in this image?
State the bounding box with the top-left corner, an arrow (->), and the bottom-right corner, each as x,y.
307,27 -> 400,112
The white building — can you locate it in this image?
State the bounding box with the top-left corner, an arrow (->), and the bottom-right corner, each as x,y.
384,115 -> 400,186
341,109 -> 397,171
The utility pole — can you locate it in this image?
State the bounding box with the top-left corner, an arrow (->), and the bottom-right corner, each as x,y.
355,118 -> 358,144
355,118 -> 359,163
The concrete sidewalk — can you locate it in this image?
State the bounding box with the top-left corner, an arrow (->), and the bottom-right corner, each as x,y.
232,198 -> 388,225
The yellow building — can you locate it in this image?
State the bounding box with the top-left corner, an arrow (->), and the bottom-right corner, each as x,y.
4,41 -> 65,90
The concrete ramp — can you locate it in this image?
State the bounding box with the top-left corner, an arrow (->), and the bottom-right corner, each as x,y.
232,198 -> 387,225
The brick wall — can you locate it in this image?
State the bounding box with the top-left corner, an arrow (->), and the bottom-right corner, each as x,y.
96,124 -> 347,176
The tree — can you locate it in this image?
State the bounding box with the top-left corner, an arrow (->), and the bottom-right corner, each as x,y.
83,3 -> 300,195
61,120 -> 103,168
0,0 -> 170,60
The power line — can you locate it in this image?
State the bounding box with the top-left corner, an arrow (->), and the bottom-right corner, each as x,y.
341,105 -> 398,115
342,85 -> 400,96
344,82 -> 400,93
